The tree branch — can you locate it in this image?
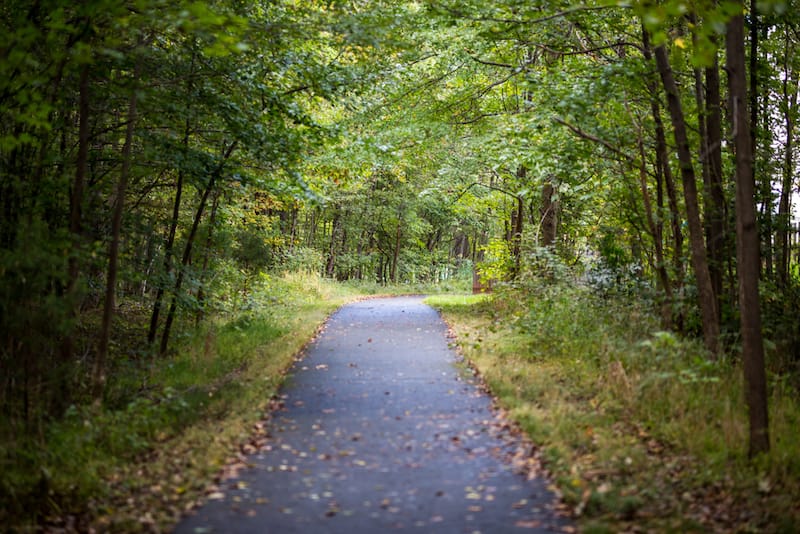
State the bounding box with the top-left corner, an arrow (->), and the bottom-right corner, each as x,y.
444,5 -> 616,26
553,116 -> 635,164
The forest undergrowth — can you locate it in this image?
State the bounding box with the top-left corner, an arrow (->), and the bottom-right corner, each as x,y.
429,270 -> 800,533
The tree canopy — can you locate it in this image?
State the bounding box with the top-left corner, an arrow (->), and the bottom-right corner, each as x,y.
2,0 -> 800,528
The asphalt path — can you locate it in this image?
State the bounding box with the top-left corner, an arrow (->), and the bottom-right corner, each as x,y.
175,296 -> 570,533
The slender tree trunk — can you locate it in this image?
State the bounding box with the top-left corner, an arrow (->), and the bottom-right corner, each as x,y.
289,206 -> 298,249
339,213 -> 349,280
148,165 -> 185,344
59,64 -> 90,406
748,1 -> 772,278
507,167 -> 526,279
643,27 -> 684,326
705,55 -> 727,321
777,31 -> 797,286
326,209 -> 340,277
692,38 -> 725,323
727,7 -> 770,457
391,217 -> 402,283
658,115 -> 684,295
195,190 -> 220,325
540,180 -> 556,248
160,141 -> 237,355
68,65 -> 89,294
356,230 -> 367,280
654,43 -> 720,356
637,135 -> 672,325
692,45 -> 712,251
148,50 -> 195,344
94,64 -> 139,398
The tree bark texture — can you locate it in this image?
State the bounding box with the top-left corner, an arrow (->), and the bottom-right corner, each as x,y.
727,7 -> 770,457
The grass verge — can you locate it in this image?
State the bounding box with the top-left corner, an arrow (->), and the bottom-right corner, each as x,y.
427,285 -> 800,533
1,272 -> 362,532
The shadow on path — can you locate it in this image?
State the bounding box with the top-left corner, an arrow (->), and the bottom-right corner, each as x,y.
175,296 -> 571,533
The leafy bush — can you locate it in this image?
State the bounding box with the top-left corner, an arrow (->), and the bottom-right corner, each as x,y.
431,263 -> 800,531
477,237 -> 513,282
280,246 -> 325,274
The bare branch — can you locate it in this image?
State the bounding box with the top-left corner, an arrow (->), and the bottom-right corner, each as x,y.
468,55 -> 516,69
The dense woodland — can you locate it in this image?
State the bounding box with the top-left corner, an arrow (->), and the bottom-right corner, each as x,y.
2,0 -> 800,529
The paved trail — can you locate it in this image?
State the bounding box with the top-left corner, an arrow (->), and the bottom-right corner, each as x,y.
175,296 -> 570,533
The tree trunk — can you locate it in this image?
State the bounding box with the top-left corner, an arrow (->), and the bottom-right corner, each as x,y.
654,43 -> 720,356
643,27 -> 684,327
705,55 -> 727,321
148,167 -> 183,344
727,6 -> 770,457
325,209 -> 340,277
391,217 -> 402,283
692,38 -> 725,324
149,51 -> 195,344
94,64 -> 139,398
508,167 -> 526,279
636,133 -> 672,324
540,180 -> 556,248
777,29 -> 797,286
748,1 -> 772,279
339,215 -> 349,280
59,64 -> 90,406
160,141 -> 237,355
289,206 -> 298,250
195,190 -> 220,325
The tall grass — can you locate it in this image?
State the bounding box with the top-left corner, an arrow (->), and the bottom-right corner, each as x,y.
428,273 -> 800,531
